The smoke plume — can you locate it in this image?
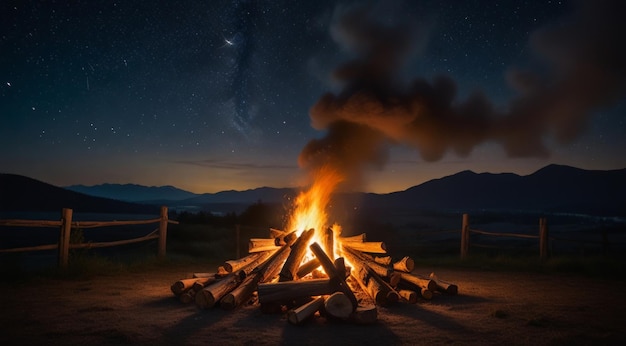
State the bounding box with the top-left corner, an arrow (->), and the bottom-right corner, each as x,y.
299,1 -> 626,186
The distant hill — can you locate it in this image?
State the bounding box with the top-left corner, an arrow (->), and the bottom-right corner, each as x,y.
362,164 -> 626,216
3,164 -> 625,217
65,183 -> 198,203
0,174 -> 159,214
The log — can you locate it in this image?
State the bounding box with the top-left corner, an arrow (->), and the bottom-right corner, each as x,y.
287,296 -> 325,325
192,277 -> 218,292
257,279 -> 335,304
223,252 -> 266,273
296,258 -> 320,279
392,256 -> 415,272
279,228 -> 315,282
420,288 -> 433,300
179,289 -> 197,304
341,241 -> 386,254
351,304 -> 377,325
309,242 -> 358,311
249,238 -> 280,253
324,292 -> 352,319
220,239 -> 296,310
342,248 -> 397,306
398,289 -> 417,304
276,231 -> 298,246
170,276 -> 215,296
343,247 -> 393,279
333,257 -> 347,279
339,233 -> 366,243
193,272 -> 217,278
269,228 -> 287,238
195,270 -> 245,309
374,256 -> 392,266
322,227 -> 334,260
398,272 -> 437,291
429,272 -> 458,295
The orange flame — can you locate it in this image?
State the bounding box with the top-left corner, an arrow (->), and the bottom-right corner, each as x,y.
286,165 -> 344,264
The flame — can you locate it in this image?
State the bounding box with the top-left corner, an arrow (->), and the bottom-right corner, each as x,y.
285,165 -> 344,266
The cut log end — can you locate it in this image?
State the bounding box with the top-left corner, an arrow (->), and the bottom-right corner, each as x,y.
324,292 -> 353,320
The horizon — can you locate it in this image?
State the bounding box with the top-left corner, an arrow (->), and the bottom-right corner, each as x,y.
2,1 -> 625,194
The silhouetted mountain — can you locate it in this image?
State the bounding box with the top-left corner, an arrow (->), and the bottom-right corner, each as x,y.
0,174 -> 159,214
65,183 -> 198,203
182,187 -> 297,205
361,164 -> 626,216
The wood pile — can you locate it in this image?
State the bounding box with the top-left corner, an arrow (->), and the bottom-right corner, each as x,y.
170,228 -> 458,325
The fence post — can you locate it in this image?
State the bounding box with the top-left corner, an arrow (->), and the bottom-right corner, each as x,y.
58,208 -> 73,268
539,217 -> 549,261
461,213 -> 469,260
158,206 -> 168,259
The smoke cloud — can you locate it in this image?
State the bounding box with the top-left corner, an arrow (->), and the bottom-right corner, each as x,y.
299,1 -> 626,185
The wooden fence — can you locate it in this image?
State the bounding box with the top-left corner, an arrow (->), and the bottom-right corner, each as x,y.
0,206 -> 178,268
460,213 -> 614,260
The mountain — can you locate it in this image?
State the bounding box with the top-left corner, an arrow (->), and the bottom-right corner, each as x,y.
64,183 -> 198,203
183,187 -> 296,205
362,164 -> 626,216
0,174 -> 159,214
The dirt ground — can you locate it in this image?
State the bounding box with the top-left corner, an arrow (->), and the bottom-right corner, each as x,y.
1,264 -> 625,346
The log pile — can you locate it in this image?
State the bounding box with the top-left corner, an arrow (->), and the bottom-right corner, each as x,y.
170,228 -> 458,325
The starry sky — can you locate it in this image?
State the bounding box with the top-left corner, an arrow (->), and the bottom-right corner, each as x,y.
1,0 -> 625,194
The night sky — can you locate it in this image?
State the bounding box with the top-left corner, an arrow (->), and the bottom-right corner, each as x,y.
2,0 -> 625,194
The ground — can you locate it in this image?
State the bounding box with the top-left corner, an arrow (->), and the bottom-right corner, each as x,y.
1,264 -> 624,345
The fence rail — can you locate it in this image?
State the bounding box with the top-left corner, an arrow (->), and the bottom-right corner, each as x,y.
459,213 -> 618,260
0,206 -> 178,268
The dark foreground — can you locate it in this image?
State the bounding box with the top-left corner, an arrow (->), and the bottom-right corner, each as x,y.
1,264 -> 624,345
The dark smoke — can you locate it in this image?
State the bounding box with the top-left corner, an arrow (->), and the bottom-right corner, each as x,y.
299,1 -> 626,185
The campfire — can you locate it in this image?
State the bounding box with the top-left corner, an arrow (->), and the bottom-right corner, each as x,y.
170,167 -> 458,325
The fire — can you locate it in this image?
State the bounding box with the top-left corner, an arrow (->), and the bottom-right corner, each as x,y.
285,165 -> 344,263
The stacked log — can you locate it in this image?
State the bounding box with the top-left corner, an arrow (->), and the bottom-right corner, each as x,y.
169,228 -> 459,326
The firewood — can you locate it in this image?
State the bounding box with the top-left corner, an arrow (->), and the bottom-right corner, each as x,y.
398,289 -> 417,304
223,252 -> 265,273
195,270 -> 246,309
309,242 -> 358,311
269,228 -> 287,238
257,279 -> 335,304
322,227 -> 334,260
248,238 -> 280,253
333,257 -> 347,279
279,228 -> 315,282
339,233 -> 366,243
343,247 -> 393,279
392,256 -> 415,272
420,288 -> 433,300
220,241 -> 296,310
429,272 -> 458,295
324,292 -> 352,319
192,272 -> 216,278
287,296 -> 325,325
341,241 -> 386,254
351,304 -> 377,325
170,276 -> 215,296
192,277 -> 218,292
398,272 -> 437,291
296,258 -> 320,279
342,248 -> 397,306
179,289 -> 197,304
374,256 -> 392,266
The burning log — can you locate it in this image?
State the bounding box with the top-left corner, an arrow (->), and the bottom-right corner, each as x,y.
195,270 -> 246,309
342,241 -> 387,254
279,228 -> 315,282
221,238 -> 296,310
248,238 -> 280,253
339,233 -> 366,243
342,248 -> 399,306
269,228 -> 298,246
296,258 -> 320,278
392,256 -> 415,272
322,227 -> 334,260
257,279 -> 335,304
343,246 -> 394,282
429,273 -> 459,295
324,292 -> 353,320
309,242 -> 358,311
374,256 -> 392,266
287,296 -> 325,325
